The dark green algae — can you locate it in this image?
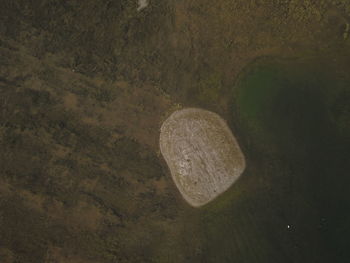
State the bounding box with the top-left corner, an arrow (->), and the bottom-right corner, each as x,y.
181,56 -> 350,263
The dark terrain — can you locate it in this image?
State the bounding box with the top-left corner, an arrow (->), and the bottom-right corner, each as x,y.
1,0 -> 350,262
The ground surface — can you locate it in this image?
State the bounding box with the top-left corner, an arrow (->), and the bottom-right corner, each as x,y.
160,108 -> 245,207
0,0 -> 350,262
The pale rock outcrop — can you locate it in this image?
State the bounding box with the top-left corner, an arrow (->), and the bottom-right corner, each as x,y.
160,108 -> 246,207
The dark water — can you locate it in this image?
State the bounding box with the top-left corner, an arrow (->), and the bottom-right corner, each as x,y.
185,57 -> 350,263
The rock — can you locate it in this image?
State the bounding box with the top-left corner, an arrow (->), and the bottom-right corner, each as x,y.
137,0 -> 149,11
160,108 -> 246,207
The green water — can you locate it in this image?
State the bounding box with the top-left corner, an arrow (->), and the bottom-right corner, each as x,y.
179,57 -> 350,263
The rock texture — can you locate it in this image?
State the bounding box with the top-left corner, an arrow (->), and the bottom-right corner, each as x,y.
137,0 -> 149,11
160,108 -> 246,207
